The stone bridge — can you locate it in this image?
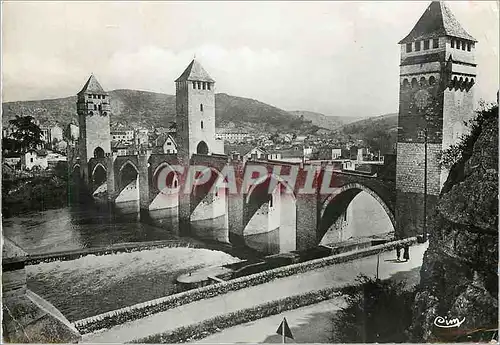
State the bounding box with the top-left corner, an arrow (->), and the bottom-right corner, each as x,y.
75,152 -> 397,254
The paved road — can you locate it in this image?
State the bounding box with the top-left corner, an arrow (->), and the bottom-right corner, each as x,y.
82,242 -> 428,343
197,256 -> 423,344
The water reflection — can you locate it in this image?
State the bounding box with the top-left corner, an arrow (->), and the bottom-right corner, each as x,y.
2,200 -> 181,255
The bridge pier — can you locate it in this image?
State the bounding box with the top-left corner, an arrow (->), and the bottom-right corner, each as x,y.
177,156 -> 191,236
296,194 -> 318,251
106,153 -> 118,203
227,159 -> 245,245
138,150 -> 152,222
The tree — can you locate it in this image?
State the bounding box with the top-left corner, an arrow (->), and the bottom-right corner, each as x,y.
331,275 -> 415,343
8,115 -> 44,153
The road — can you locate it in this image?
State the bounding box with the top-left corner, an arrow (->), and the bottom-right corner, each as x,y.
196,255 -> 423,344
82,242 -> 428,343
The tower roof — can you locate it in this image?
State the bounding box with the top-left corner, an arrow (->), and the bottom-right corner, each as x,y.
78,74 -> 107,95
175,59 -> 215,83
399,1 -> 476,44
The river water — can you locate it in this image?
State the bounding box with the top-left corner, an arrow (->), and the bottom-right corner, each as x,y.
3,191 -> 392,321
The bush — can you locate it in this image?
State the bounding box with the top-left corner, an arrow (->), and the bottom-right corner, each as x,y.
331,275 -> 416,343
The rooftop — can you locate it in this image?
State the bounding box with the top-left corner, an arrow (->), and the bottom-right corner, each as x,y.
399,1 -> 476,44
175,59 -> 215,83
78,74 -> 107,95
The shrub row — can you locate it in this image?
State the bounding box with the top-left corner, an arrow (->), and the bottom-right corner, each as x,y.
73,237 -> 416,334
134,287 -> 345,343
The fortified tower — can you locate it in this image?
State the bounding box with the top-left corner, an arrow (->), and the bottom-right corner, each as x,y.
396,1 -> 477,237
175,59 -> 216,159
77,75 -> 112,184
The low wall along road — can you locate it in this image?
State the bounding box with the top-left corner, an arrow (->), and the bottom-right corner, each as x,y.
75,237 -> 417,336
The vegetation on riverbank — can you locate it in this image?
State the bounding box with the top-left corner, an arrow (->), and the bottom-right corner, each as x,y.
330,275 -> 416,343
2,162 -> 71,217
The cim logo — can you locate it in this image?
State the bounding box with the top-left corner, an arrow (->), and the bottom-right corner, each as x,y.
434,316 -> 466,329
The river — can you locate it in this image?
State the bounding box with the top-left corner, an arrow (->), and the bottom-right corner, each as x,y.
2,191 -> 392,321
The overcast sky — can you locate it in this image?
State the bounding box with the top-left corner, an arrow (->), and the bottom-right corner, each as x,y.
2,1 -> 498,117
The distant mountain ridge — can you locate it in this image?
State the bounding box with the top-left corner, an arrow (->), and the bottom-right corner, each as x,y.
2,90 -> 320,133
2,90 -> 397,139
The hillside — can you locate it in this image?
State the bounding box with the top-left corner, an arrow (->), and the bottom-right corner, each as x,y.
2,90 -> 320,133
338,113 -> 399,154
289,110 -> 364,130
340,113 -> 398,134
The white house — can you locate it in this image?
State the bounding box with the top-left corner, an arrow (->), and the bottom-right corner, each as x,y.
162,134 -> 178,154
50,125 -> 63,143
331,148 -> 342,160
245,147 -> 267,160
22,149 -> 48,170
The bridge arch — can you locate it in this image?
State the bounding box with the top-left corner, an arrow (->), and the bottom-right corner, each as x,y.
318,182 -> 395,244
243,173 -> 296,255
115,160 -> 140,203
91,163 -> 107,192
150,162 -> 180,210
190,166 -> 229,243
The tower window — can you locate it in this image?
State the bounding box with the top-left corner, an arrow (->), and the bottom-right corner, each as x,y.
424,40 -> 429,50
415,41 -> 421,51
200,104 -> 203,111
433,39 -> 439,48
207,83 -> 211,90
102,95 -> 105,100
197,81 -> 201,89
451,39 -> 455,48
406,43 -> 412,53
94,104 -> 97,110
202,82 -> 206,90
192,82 -> 196,89
467,43 -> 471,51
201,121 -> 204,129
461,41 -> 466,50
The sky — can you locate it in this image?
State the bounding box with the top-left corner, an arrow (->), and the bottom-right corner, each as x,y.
2,1 -> 499,118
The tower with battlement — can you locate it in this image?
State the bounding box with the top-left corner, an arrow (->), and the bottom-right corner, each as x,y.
395,1 -> 477,237
175,59 -> 216,160
76,75 -> 112,184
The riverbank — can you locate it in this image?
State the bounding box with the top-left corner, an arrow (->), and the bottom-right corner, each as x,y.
2,173 -> 69,217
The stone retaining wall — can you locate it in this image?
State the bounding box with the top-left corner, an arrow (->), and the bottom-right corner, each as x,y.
73,237 -> 416,334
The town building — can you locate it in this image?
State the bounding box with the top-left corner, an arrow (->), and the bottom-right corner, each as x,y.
22,149 -> 48,170
154,133 -> 178,154
215,129 -> 253,143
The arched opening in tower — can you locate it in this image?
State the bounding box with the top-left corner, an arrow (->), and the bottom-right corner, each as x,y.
94,147 -> 105,158
242,176 -> 296,255
190,167 -> 229,243
196,141 -> 209,155
318,186 -> 394,247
